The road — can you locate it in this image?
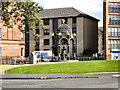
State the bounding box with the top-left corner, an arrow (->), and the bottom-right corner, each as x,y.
1,77 -> 119,88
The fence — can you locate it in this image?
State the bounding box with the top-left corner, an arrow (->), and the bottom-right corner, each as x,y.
1,56 -> 29,64
1,56 -> 105,64
76,56 -> 105,61
2,56 -> 13,64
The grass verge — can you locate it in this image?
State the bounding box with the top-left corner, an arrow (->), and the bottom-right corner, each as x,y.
5,60 -> 119,74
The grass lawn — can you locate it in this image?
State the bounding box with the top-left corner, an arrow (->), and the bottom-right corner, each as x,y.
5,60 -> 120,74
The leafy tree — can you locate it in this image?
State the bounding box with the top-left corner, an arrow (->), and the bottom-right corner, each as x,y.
1,0 -> 44,41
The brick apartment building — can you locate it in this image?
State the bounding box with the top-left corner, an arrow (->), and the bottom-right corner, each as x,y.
26,7 -> 99,59
0,4 -> 25,63
103,0 -> 120,60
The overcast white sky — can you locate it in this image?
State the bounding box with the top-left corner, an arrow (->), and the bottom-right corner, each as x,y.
33,0 -> 103,27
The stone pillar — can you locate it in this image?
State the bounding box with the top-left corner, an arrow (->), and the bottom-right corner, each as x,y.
59,53 -> 61,60
29,30 -> 35,55
52,53 -> 54,60
68,18 -> 72,32
69,40 -> 73,59
77,17 -> 84,56
68,53 -> 70,60
59,46 -> 61,60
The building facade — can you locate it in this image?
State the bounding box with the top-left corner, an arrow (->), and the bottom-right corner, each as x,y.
0,4 -> 25,63
98,27 -> 103,54
103,0 -> 120,60
26,7 -> 99,59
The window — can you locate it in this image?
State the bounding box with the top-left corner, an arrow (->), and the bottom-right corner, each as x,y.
61,18 -> 67,24
72,17 -> 76,23
44,49 -> 49,51
35,29 -> 39,50
26,31 -> 29,34
0,47 -> 1,58
108,15 -> 120,25
21,32 -> 23,40
35,40 -> 39,51
108,27 -> 120,37
0,16 -> 1,22
44,19 -> 49,25
36,29 -> 39,34
108,3 -> 120,13
72,28 -> 77,34
21,16 -> 23,24
0,9 -> 1,22
44,29 -> 49,35
44,39 -> 49,45
36,22 -> 39,26
36,40 -> 39,45
108,39 -> 120,49
0,28 -> 1,39
21,48 -> 24,56
61,39 -> 68,45
53,19 -> 58,32
0,2 -> 1,8
118,28 -> 120,36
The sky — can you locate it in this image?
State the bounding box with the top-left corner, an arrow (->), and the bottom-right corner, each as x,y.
33,0 -> 103,27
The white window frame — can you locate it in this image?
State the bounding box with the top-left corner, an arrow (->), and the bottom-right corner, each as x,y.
21,48 -> 24,56
0,28 -> 1,40
21,32 -> 23,40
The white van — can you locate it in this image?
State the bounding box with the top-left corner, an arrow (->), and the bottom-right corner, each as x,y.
32,51 -> 52,64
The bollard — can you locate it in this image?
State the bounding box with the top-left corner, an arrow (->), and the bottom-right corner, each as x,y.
40,77 -> 47,79
44,77 -> 47,79
41,77 -> 43,79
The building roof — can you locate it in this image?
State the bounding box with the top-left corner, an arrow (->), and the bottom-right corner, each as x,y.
39,7 -> 99,21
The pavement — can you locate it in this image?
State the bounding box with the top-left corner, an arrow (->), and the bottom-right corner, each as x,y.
1,72 -> 120,79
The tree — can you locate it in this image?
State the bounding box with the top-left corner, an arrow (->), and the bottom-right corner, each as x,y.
1,0 -> 44,41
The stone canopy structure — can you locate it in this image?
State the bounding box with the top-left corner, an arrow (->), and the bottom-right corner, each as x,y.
52,23 -> 76,60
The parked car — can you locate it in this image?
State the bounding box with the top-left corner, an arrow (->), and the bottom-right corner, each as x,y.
40,58 -> 51,62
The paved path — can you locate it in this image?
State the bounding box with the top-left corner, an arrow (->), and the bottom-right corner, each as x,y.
0,60 -> 78,74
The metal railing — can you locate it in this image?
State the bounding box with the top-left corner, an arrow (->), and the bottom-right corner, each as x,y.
2,56 -> 13,64
76,56 -> 105,61
1,56 -> 29,64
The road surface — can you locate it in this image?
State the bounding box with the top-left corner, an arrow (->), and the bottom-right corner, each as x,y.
1,77 -> 119,88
